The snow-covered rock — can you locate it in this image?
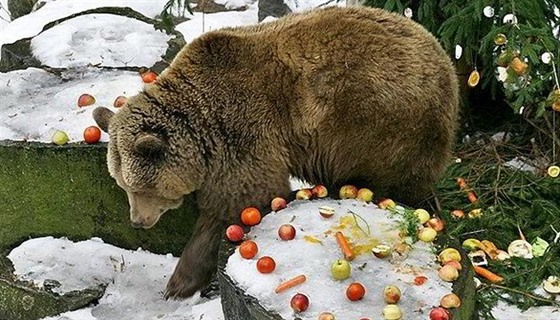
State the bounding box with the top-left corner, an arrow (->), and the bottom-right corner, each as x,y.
0,67 -> 144,142
225,199 -> 452,319
31,14 -> 170,68
7,236 -> 224,320
0,0 -> 169,59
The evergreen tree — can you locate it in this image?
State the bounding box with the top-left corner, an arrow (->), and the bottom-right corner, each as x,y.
364,0 -> 560,121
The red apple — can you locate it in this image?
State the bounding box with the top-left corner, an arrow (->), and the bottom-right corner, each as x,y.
77,93 -> 95,107
113,96 -> 128,108
83,126 -> 101,144
296,189 -> 313,200
429,307 -> 450,320
414,275 -> 428,285
141,70 -> 158,83
438,265 -> 459,282
382,285 -> 401,304
451,209 -> 465,218
427,218 -> 445,231
278,224 -> 296,241
346,282 -> 366,301
356,188 -> 374,202
271,197 -> 287,211
444,260 -> 463,271
312,185 -> 328,198
378,198 -> 396,210
440,293 -> 461,308
290,293 -> 309,313
339,185 -> 358,199
226,225 -> 244,242
256,256 -> 276,273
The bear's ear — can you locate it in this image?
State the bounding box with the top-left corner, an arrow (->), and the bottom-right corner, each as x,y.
185,31 -> 244,68
93,107 -> 114,133
135,134 -> 166,156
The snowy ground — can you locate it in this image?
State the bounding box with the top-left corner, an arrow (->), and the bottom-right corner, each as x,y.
31,14 -> 170,68
8,237 -> 224,320
226,199 -> 452,319
0,68 -> 143,142
0,0 -> 169,57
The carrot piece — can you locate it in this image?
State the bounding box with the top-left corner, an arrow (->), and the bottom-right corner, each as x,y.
474,266 -> 504,283
335,231 -> 355,261
274,274 -> 307,294
457,178 -> 468,190
467,191 -> 478,203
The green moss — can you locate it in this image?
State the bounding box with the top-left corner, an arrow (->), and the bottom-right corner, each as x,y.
0,279 -> 104,320
0,141 -> 200,319
0,141 -> 198,255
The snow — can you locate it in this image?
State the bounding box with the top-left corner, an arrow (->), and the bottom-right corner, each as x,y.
174,0 -> 345,44
0,67 -> 144,142
30,14 -> 170,68
214,0 -> 255,10
226,199 -> 453,319
504,156 -> 539,174
0,0 -> 9,29
176,3 -> 259,44
7,236 -> 224,320
283,0 -> 344,12
0,0 -> 169,59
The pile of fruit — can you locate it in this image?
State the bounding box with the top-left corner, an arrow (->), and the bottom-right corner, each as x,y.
225,185 -> 469,320
50,70 -> 158,145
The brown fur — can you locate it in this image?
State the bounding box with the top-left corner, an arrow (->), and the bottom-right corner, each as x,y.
93,6 -> 459,299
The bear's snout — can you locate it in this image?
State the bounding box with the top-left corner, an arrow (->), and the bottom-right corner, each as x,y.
131,220 -> 146,229
129,212 -> 160,229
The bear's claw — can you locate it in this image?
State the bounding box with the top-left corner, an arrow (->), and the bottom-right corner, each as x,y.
164,272 -> 200,300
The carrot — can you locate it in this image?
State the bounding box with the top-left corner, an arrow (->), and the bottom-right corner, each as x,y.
274,274 -> 307,294
474,266 -> 504,283
467,191 -> 478,203
335,231 -> 355,261
457,178 -> 468,190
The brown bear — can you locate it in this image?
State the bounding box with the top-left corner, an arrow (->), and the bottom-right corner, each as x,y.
93,6 -> 459,299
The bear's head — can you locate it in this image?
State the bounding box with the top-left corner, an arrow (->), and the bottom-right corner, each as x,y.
93,93 -> 205,229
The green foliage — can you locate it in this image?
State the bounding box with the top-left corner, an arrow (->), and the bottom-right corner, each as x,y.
160,0 -> 193,33
433,139 -> 560,317
364,0 -> 560,120
389,206 -> 421,242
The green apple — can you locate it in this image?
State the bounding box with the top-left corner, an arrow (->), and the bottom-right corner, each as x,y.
52,130 -> 69,145
330,259 -> 351,280
413,208 -> 430,224
356,188 -> 374,202
418,227 -> 437,242
382,304 -> 402,320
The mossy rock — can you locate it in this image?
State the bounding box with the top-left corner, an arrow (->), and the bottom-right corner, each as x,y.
0,140 -> 199,319
0,6 -> 186,72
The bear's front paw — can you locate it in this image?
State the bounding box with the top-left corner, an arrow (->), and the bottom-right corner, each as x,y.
164,271 -> 200,300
